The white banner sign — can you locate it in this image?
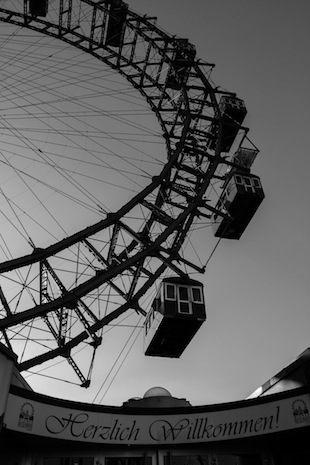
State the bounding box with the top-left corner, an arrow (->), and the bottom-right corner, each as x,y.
4,390 -> 310,444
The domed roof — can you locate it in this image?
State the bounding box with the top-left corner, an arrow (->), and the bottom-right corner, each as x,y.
123,386 -> 191,408
143,386 -> 172,398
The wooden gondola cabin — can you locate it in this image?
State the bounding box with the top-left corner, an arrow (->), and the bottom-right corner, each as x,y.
29,0 -> 48,16
210,96 -> 247,152
166,44 -> 196,90
144,277 -> 206,358
212,172 -> 265,239
105,1 -> 128,47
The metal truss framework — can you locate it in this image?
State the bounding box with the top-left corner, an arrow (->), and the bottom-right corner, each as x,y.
0,0 -> 252,385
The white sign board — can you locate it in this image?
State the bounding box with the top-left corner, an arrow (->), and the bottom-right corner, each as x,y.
4,389 -> 310,445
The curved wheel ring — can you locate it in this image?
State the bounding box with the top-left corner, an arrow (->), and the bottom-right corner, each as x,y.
0,0 -> 249,385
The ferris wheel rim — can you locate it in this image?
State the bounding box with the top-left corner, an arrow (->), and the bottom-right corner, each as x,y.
0,0 -> 245,385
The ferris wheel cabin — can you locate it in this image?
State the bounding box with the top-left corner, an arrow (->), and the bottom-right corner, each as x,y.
210,96 -> 247,152
29,0 -> 48,16
144,277 -> 206,358
105,1 -> 128,47
166,43 -> 196,90
212,171 -> 265,239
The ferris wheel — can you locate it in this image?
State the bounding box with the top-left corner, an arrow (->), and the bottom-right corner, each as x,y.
0,0 -> 264,390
